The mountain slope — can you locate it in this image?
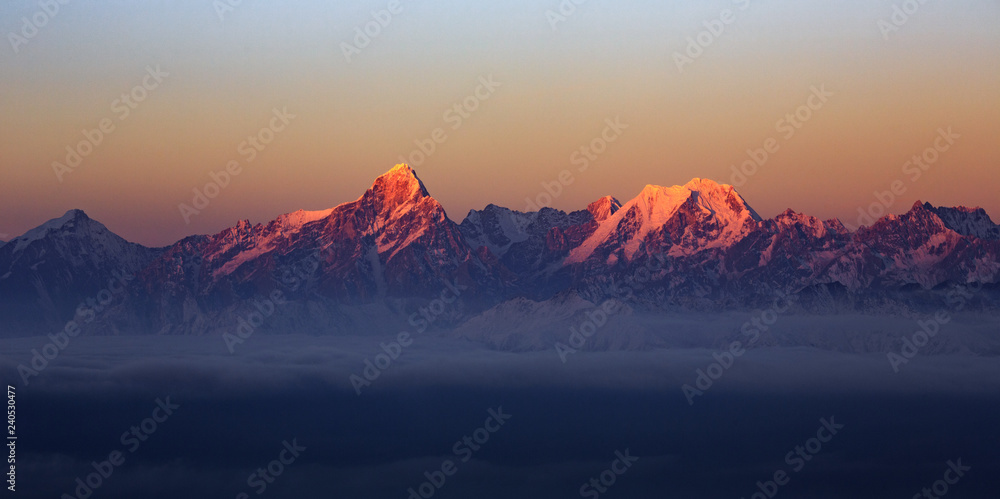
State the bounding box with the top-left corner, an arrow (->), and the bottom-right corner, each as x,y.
2,167 -> 998,343
567,178 -> 762,267
826,201 -> 1000,290
458,198 -> 621,297
0,210 -> 162,335
927,203 -> 1000,240
103,164 -> 504,335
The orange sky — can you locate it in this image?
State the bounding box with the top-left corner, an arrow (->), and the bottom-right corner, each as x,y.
1,1 -> 998,246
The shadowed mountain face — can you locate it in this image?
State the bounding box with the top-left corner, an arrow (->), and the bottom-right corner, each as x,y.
97,165 -> 504,336
2,165 -> 999,338
0,210 -> 163,336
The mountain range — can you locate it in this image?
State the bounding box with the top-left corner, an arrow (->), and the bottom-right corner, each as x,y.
2,164 -> 998,349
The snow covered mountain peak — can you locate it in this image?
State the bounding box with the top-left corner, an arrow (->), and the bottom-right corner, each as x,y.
771,209 -> 840,239
0,208 -> 161,336
4,165 -> 1000,338
380,163 -> 425,186
366,163 -> 432,212
683,177 -> 722,190
46,209 -> 91,229
923,202 -> 1000,240
587,196 -> 622,222
566,179 -> 763,264
8,209 -> 107,252
687,178 -> 761,221
633,178 -> 761,223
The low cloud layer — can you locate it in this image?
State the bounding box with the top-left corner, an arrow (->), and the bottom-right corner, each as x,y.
2,335 -> 999,498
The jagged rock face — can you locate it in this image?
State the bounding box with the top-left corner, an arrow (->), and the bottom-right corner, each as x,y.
0,210 -> 162,335
459,203 -> 599,296
927,204 -> 1000,240
832,202 -> 1000,290
550,183 -> 1000,307
587,196 -> 622,222
717,210 -> 852,296
108,165 -> 505,335
2,166 -> 999,337
291,164 -> 488,301
565,179 -> 762,269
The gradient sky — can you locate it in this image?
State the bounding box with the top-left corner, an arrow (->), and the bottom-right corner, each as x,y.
1,0 -> 998,246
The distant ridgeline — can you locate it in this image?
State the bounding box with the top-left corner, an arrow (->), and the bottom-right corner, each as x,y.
1,164 -> 998,338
